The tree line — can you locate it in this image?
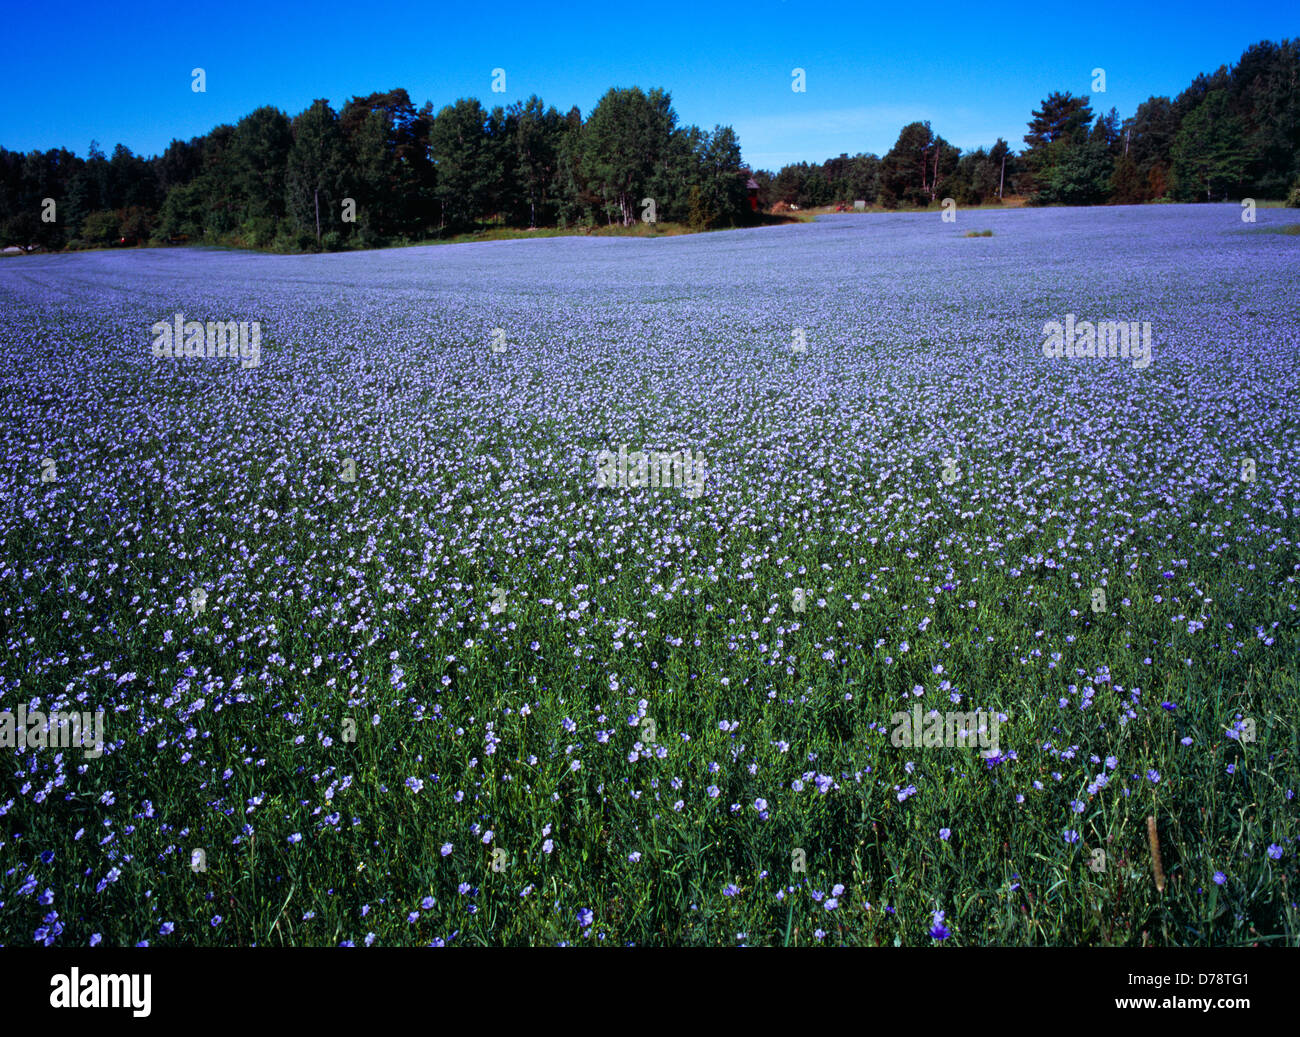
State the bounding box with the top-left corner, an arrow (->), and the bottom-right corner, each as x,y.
0,86 -> 755,251
1,39 -> 1297,252
756,39 -> 1299,212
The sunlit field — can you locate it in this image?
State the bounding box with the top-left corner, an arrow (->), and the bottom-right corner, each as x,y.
1,203 -> 1298,947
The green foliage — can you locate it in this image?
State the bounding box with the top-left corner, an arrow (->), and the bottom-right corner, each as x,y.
339,90 -> 436,239
285,99 -> 347,244
1109,155 -> 1145,205
3,36 -> 1296,253
554,106 -> 596,229
773,161 -> 828,208
109,143 -> 159,210
429,98 -> 507,232
581,87 -> 678,226
1228,40 -> 1300,197
2,208 -> 40,247
235,215 -> 279,250
510,96 -> 566,227
80,209 -> 119,243
158,181 -> 205,240
947,140 -> 1014,206
1116,96 -> 1177,203
1035,139 -> 1115,205
700,151 -> 879,218
1022,93 -> 1101,205
117,205 -> 153,241
229,107 -> 293,222
878,122 -> 959,208
1171,88 -> 1253,201
686,184 -> 714,231
696,126 -> 748,228
1025,91 -> 1095,151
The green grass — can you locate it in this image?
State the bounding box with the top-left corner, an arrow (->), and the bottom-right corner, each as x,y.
5,416 -> 1296,947
409,221 -> 708,246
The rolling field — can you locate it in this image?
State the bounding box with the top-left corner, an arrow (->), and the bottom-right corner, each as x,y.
1,203 -> 1298,946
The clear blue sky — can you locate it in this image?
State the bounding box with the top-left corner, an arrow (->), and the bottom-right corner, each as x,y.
1,0 -> 1292,170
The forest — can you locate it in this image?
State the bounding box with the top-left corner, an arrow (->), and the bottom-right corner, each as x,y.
1,38 -> 1296,252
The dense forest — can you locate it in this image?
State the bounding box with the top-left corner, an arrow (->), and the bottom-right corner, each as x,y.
1,86 -> 753,251
2,38 -> 1297,253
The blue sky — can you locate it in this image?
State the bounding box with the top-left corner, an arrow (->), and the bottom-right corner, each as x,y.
1,1 -> 1292,170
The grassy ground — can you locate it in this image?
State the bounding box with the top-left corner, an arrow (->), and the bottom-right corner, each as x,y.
787,195 -> 1029,216
407,213 -> 801,247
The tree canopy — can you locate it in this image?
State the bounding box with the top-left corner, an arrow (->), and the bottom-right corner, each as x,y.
2,38 -> 1296,252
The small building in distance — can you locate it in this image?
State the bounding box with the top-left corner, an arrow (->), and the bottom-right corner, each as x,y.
746,177 -> 760,212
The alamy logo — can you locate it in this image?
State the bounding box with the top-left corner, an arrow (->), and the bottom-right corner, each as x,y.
151,312 -> 261,369
50,968 -> 151,1017
595,444 -> 706,498
1042,314 -> 1152,369
890,704 -> 1002,757
0,706 -> 104,758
